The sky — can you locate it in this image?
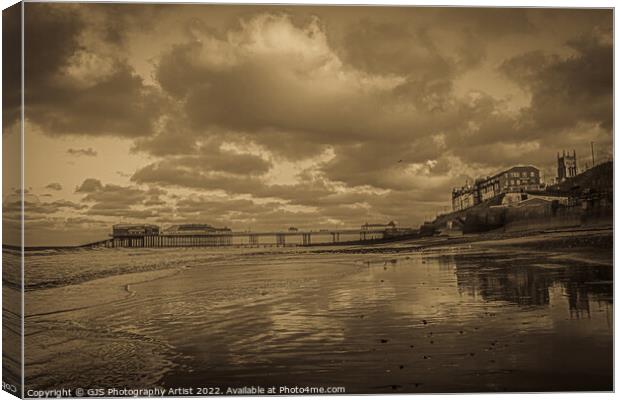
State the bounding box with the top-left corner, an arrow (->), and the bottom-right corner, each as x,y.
2,3 -> 613,246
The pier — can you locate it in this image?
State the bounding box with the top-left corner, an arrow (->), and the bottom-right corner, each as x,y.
84,228 -> 393,249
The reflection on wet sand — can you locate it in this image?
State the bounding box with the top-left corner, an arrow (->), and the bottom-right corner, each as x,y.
23,242 -> 612,393
452,250 -> 612,314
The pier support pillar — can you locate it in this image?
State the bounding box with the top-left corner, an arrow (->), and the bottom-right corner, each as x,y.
249,235 -> 259,246
331,232 -> 340,243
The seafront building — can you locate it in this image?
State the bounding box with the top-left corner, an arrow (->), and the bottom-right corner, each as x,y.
361,221 -> 397,231
112,224 -> 160,238
451,183 -> 477,211
451,165 -> 542,211
163,223 -> 232,235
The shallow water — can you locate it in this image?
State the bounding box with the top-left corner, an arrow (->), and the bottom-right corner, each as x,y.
21,245 -> 612,393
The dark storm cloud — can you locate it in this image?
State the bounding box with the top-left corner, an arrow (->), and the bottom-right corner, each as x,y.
27,61 -> 163,137
24,3 -> 164,137
80,184 -> 148,205
333,20 -> 457,77
153,146 -> 273,176
2,3 -> 21,129
45,182 -> 63,191
155,44 -> 379,148
500,29 -> 613,133
144,8 -> 615,194
131,162 -> 261,193
151,13 -> 460,160
76,179 -> 164,206
75,178 -> 104,193
87,3 -> 166,45
74,178 -> 169,220
131,137 -> 272,193
322,138 -> 445,190
70,179 -> 172,221
438,8 -> 537,36
131,117 -> 200,156
67,147 -> 98,157
23,199 -> 86,214
24,4 -> 84,85
322,7 -> 537,73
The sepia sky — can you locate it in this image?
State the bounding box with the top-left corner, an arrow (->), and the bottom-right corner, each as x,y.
2,3 -> 613,246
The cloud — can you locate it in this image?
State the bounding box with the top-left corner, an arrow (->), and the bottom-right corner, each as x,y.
76,178 -> 104,193
77,179 -> 156,205
2,4 -> 21,128
500,28 -> 613,134
67,147 -> 98,157
321,139 -> 449,190
137,143 -> 273,176
23,199 -> 87,215
45,182 -> 63,191
24,3 -> 165,137
131,160 -> 336,203
74,178 -> 170,220
333,19 -> 458,78
152,14 -> 445,159
145,10 -> 612,191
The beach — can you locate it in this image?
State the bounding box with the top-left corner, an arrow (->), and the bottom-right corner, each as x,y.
17,228 -> 613,393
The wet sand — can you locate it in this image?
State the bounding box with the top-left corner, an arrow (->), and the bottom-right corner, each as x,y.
21,229 -> 613,393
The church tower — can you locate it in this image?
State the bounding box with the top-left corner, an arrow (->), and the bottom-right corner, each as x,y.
557,150 -> 577,182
